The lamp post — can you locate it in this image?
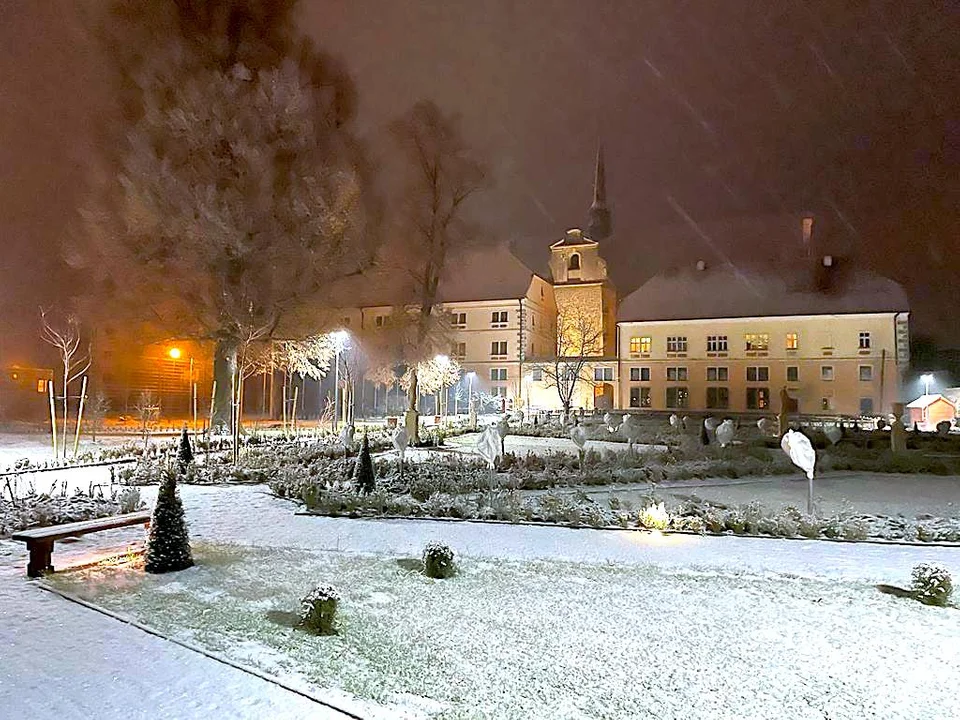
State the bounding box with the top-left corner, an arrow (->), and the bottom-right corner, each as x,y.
922,373 -> 934,396
465,371 -> 477,430
332,330 -> 349,432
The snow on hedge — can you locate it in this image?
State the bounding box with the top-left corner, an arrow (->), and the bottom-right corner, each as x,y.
50,542 -> 960,720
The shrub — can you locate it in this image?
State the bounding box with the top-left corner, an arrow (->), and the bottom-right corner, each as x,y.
911,564 -> 953,607
797,515 -> 820,539
724,509 -> 746,534
354,434 -> 376,494
675,516 -> 706,534
638,502 -> 669,530
704,510 -> 725,534
177,426 -> 194,474
118,487 -> 142,514
842,519 -> 869,541
145,467 -> 194,574
423,541 -> 456,579
775,512 -> 799,537
757,517 -> 779,536
298,584 -> 340,634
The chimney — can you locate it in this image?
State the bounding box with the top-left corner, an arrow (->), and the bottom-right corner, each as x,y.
801,215 -> 814,248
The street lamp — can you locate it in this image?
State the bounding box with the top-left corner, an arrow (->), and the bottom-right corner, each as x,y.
332,330 -> 350,432
921,373 -> 934,396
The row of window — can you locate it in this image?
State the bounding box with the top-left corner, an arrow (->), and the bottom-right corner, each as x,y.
628,386 -> 876,414
625,365 -> 875,382
447,310 -> 525,329
629,332 -> 873,355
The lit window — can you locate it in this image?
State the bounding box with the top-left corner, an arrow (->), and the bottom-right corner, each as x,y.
746,387 -> 770,410
745,333 -> 769,352
859,332 -> 871,349
786,366 -> 799,383
706,335 -> 728,353
859,365 -> 873,382
746,366 -> 769,382
37,379 -> 46,393
821,366 -> 834,381
821,397 -> 832,411
786,332 -> 799,350
490,368 -> 507,381
630,336 -> 652,354
667,336 -> 688,353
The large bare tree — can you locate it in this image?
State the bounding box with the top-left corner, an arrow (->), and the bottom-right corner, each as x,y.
77,1 -> 378,431
533,299 -> 605,418
389,100 -> 487,442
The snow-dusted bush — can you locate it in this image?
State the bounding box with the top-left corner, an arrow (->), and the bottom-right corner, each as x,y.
145,467 -> 193,574
673,515 -> 705,534
724,509 -> 746,534
703,510 -> 725,534
118,487 -> 142,514
422,541 -> 456,579
911,564 -> 953,607
775,513 -> 799,537
298,584 -> 340,634
797,516 -> 820,539
638,502 -> 669,530
842,519 -> 869,541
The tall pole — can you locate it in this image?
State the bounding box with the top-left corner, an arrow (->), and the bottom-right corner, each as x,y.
73,375 -> 88,458
48,380 -> 58,458
333,348 -> 340,433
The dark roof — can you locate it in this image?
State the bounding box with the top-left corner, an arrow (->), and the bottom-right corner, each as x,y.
617,261 -> 909,322
550,228 -> 598,248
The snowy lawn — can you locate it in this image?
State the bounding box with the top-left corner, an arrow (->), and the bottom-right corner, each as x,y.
49,541 -> 960,720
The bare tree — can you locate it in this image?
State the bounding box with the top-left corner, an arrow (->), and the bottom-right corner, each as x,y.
78,1 -> 380,432
133,390 -> 160,452
389,100 -> 487,442
87,389 -> 110,443
40,309 -> 91,457
533,300 -> 604,418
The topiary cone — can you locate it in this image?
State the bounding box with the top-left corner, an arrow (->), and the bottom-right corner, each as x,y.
145,467 -> 194,574
355,433 -> 376,495
177,425 -> 194,474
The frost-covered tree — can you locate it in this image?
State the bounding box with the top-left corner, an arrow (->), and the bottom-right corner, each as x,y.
388,100 -> 487,442
177,425 -> 194,474
145,466 -> 193,574
40,309 -> 91,458
78,1 -> 379,432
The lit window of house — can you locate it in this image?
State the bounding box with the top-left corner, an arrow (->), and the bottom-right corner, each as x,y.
630,336 -> 652,354
706,335 -> 728,353
745,333 -> 769,352
746,387 -> 770,410
667,336 -> 688,353
786,332 -> 799,350
859,332 -> 871,349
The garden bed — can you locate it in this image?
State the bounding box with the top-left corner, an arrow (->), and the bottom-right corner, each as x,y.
48,542 -> 960,720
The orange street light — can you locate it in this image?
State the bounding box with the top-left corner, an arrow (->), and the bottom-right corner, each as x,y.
168,347 -> 182,360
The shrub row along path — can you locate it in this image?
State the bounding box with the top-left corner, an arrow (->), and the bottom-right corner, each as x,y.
2,483 -> 960,719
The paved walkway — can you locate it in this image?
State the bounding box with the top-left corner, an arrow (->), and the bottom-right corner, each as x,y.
2,483 -> 960,720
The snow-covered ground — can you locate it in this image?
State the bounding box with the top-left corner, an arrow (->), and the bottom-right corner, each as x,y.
445,431 -> 665,457
3,484 -> 960,719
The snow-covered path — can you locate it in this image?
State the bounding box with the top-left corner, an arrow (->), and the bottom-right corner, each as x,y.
2,483 -> 960,720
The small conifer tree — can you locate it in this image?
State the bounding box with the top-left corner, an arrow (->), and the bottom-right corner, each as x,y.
355,434 -> 375,494
700,422 -> 710,446
177,425 -> 194,474
145,467 -> 194,574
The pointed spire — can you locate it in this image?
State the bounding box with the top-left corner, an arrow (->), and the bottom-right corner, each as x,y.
586,142 -> 612,241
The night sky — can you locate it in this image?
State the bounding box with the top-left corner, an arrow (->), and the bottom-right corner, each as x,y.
1,1 -> 957,358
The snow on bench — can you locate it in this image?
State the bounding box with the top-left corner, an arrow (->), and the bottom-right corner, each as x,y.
11,511 -> 152,578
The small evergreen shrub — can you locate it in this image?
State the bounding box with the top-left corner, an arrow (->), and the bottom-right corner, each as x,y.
638,502 -> 669,530
911,564 -> 953,607
724,509 -> 746,534
797,515 -> 821,539
177,426 -> 194,474
842,519 -> 869,541
354,434 -> 376,494
298,584 -> 340,634
775,513 -> 799,537
422,541 -> 456,579
145,467 -> 194,574
704,510 -> 725,534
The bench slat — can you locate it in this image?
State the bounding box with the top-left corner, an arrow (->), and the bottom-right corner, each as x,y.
11,511 -> 152,542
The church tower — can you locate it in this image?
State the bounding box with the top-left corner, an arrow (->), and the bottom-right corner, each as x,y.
547,146 -> 618,362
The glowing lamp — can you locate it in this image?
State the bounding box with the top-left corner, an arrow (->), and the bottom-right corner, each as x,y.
168,347 -> 182,360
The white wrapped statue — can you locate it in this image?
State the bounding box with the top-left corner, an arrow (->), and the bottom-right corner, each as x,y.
781,429 -> 817,514
620,413 -> 642,451
756,417 -> 777,436
476,425 -> 502,469
570,424 -> 588,450
704,416 -> 721,444
669,414 -> 680,429
496,415 -> 510,455
392,425 -> 409,477
824,424 -> 842,446
339,423 -> 356,453
603,412 -> 622,433
715,419 -> 735,448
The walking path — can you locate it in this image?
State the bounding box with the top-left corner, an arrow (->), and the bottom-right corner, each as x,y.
2,483 -> 960,720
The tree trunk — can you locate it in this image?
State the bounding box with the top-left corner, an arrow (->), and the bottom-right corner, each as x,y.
406,366 -> 420,444
212,337 -> 238,433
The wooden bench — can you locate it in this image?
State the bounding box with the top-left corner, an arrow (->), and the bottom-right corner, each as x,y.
11,511 -> 152,578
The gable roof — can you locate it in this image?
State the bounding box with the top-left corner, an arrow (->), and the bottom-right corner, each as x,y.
906,394 -> 956,410
550,228 -> 598,249
436,243 -> 540,303
617,261 -> 909,322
